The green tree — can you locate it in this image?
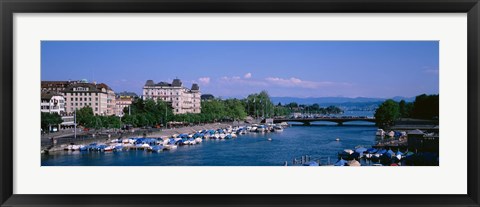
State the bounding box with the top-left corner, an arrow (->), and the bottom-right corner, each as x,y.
374,99 -> 400,127
41,112 -> 63,132
411,94 -> 439,119
75,106 -> 94,127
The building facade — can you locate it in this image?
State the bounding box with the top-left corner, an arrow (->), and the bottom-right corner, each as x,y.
41,80 -> 80,94
40,92 -> 66,115
115,95 -> 135,117
63,81 -> 116,116
142,79 -> 201,114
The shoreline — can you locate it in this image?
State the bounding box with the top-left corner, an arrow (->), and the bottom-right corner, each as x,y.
145,122 -> 238,139
43,122 -> 241,153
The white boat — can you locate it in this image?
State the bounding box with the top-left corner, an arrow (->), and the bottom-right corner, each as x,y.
335,138 -> 340,141
344,149 -> 354,154
195,138 -> 203,143
104,145 -> 115,151
250,126 -> 257,132
214,133 -> 220,139
163,145 -> 177,150
231,133 -> 237,138
256,126 -> 266,133
219,133 -> 226,139
387,131 -> 395,137
273,126 -> 283,132
376,129 -> 385,136
141,143 -> 150,149
396,154 -> 402,161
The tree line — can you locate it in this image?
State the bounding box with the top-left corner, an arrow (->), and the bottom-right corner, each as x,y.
41,90 -> 344,131
374,94 -> 439,128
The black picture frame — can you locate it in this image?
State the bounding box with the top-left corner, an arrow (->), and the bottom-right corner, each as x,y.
1,0 -> 479,206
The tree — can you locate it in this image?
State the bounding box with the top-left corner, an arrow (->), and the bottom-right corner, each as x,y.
411,94 -> 439,119
75,106 -> 94,127
374,99 -> 400,127
41,112 -> 63,132
399,100 -> 414,118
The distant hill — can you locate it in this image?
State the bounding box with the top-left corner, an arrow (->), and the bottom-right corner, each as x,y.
270,96 -> 415,105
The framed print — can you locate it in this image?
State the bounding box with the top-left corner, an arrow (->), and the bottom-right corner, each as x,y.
1,0 -> 479,206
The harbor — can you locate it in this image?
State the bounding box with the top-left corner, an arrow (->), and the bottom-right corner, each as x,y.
41,116 -> 439,166
40,41 -> 440,167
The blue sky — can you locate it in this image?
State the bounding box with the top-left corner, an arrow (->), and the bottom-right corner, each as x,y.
41,41 -> 439,98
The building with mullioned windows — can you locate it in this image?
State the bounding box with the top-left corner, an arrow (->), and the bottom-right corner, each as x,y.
142,79 -> 201,114
62,81 -> 116,116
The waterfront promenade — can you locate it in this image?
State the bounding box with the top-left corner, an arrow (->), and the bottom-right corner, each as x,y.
42,122 -> 238,152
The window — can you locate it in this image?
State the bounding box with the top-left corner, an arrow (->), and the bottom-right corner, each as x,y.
95,107 -> 98,111
80,98 -> 82,101
89,98 -> 92,101
71,103 -> 73,106
96,103 -> 98,106
71,108 -> 74,111
75,98 -> 78,101
80,103 -> 83,106
96,98 -> 98,101
71,98 -> 73,101
176,109 -> 179,112
75,103 -> 78,106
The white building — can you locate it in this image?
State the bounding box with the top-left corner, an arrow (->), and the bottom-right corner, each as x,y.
63,81 -> 116,116
115,95 -> 135,117
142,79 -> 201,114
41,92 -> 65,115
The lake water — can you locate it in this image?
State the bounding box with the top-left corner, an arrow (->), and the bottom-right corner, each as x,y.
41,115 -> 379,166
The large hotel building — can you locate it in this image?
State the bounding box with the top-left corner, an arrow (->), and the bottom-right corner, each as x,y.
142,79 -> 201,114
41,80 -> 116,116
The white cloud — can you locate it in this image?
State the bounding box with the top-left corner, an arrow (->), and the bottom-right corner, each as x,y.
219,76 -> 267,86
198,77 -> 210,84
265,77 -> 350,89
244,72 -> 252,79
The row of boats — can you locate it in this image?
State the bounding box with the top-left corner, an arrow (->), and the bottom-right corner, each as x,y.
375,129 -> 407,137
335,146 -> 439,166
64,123 -> 288,152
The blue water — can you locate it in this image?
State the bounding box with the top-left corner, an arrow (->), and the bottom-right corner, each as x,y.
41,123 -> 378,166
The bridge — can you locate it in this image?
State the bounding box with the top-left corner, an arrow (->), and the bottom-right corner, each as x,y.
271,117 -> 376,126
